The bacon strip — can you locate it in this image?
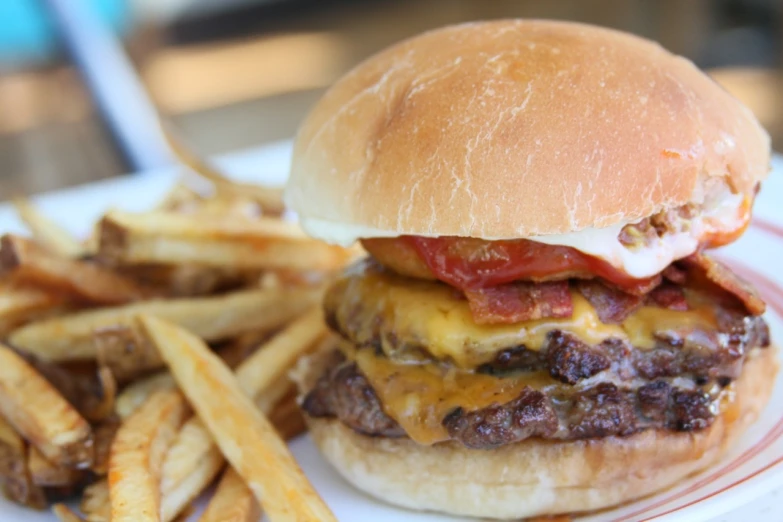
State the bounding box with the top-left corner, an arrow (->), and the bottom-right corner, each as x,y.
575,280 -> 643,324
464,281 -> 572,325
646,283 -> 688,311
682,253 -> 765,315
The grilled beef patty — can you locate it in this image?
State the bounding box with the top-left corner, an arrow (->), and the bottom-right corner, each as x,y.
307,256 -> 768,450
301,348 -> 765,449
325,268 -> 769,384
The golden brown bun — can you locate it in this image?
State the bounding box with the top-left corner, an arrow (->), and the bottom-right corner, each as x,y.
300,347 -> 778,519
286,20 -> 770,244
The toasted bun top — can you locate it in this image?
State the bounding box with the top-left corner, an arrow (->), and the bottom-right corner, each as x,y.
286,20 -> 770,245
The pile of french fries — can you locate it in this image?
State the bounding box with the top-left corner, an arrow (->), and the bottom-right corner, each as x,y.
0,152 -> 353,521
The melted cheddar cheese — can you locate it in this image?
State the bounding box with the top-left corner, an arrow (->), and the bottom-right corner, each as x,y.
328,264 -> 721,368
339,342 -> 561,445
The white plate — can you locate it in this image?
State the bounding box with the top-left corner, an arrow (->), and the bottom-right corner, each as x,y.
1,140 -> 782,522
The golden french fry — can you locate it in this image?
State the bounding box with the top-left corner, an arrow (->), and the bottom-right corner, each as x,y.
11,196 -> 85,258
90,418 -> 120,476
235,307 -> 326,399
0,234 -> 155,305
94,324 -> 162,382
164,129 -> 285,214
172,507 -> 195,522
160,417 -> 220,495
119,264 -> 245,298
0,477 -> 46,510
199,467 -> 260,522
269,393 -> 307,442
140,316 -> 336,522
160,443 -> 223,522
20,352 -> 116,423
215,335 -> 265,370
87,366 -> 118,422
53,503 -> 86,522
129,308 -> 325,506
108,389 -> 187,522
98,210 -> 350,271
155,181 -> 205,211
0,415 -> 24,474
254,375 -> 295,417
115,372 -> 176,419
10,286 -> 320,362
80,479 -> 110,522
0,280 -> 69,336
161,184 -> 262,219
189,196 -> 262,219
27,446 -> 81,486
0,415 -> 46,509
0,343 -> 93,468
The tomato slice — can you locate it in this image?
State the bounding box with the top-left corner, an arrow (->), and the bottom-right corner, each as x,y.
403,236 -> 659,294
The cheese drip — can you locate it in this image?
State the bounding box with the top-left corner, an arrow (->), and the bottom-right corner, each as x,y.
328,264 -> 720,368
340,342 -> 561,445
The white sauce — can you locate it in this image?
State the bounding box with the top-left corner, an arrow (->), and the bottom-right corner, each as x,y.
300,190 -> 747,279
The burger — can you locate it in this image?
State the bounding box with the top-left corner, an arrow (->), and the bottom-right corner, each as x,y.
284,20 -> 777,519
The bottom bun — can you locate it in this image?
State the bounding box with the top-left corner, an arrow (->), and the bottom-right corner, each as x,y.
303,347 -> 778,519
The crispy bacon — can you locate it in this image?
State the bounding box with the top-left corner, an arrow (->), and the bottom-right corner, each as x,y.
464,281 -> 572,325
682,253 -> 765,315
662,265 -> 688,285
575,280 -> 643,324
646,283 -> 688,311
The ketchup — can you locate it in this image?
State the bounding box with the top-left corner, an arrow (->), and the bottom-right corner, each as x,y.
403,236 -> 659,294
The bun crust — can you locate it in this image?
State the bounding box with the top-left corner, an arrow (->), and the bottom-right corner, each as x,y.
286,20 -> 770,243
302,347 -> 778,519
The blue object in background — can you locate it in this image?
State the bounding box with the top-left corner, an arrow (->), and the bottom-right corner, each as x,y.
0,0 -> 130,68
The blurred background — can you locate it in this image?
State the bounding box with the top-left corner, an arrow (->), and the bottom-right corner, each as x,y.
0,0 -> 781,199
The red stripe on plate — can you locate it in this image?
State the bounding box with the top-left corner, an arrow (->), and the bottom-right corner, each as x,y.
751,218 -> 783,241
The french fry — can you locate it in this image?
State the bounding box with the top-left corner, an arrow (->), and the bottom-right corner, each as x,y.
0,234 -> 155,305
160,443 -> 223,522
255,375 -> 295,417
99,210 -> 350,271
115,372 -> 175,419
155,181 -> 205,211
160,417 -> 220,495
127,308 -> 325,512
0,280 -> 69,336
53,503 -> 86,522
94,325 -> 162,382
164,129 -> 285,214
0,344 -> 93,468
0,415 -> 46,509
108,389 -> 187,522
269,392 -> 307,441
119,264 -> 245,298
87,366 -> 118,422
189,196 -> 263,219
80,479 -> 109,522
140,316 -> 336,522
27,446 -> 81,487
199,467 -> 260,522
215,329 -> 270,369
11,196 -> 84,258
90,418 -> 120,476
10,286 -> 320,362
235,307 -> 326,399
20,352 -> 116,423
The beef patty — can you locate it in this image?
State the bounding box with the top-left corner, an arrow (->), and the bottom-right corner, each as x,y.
325,263 -> 769,383
309,257 -> 769,450
302,349 -> 764,449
